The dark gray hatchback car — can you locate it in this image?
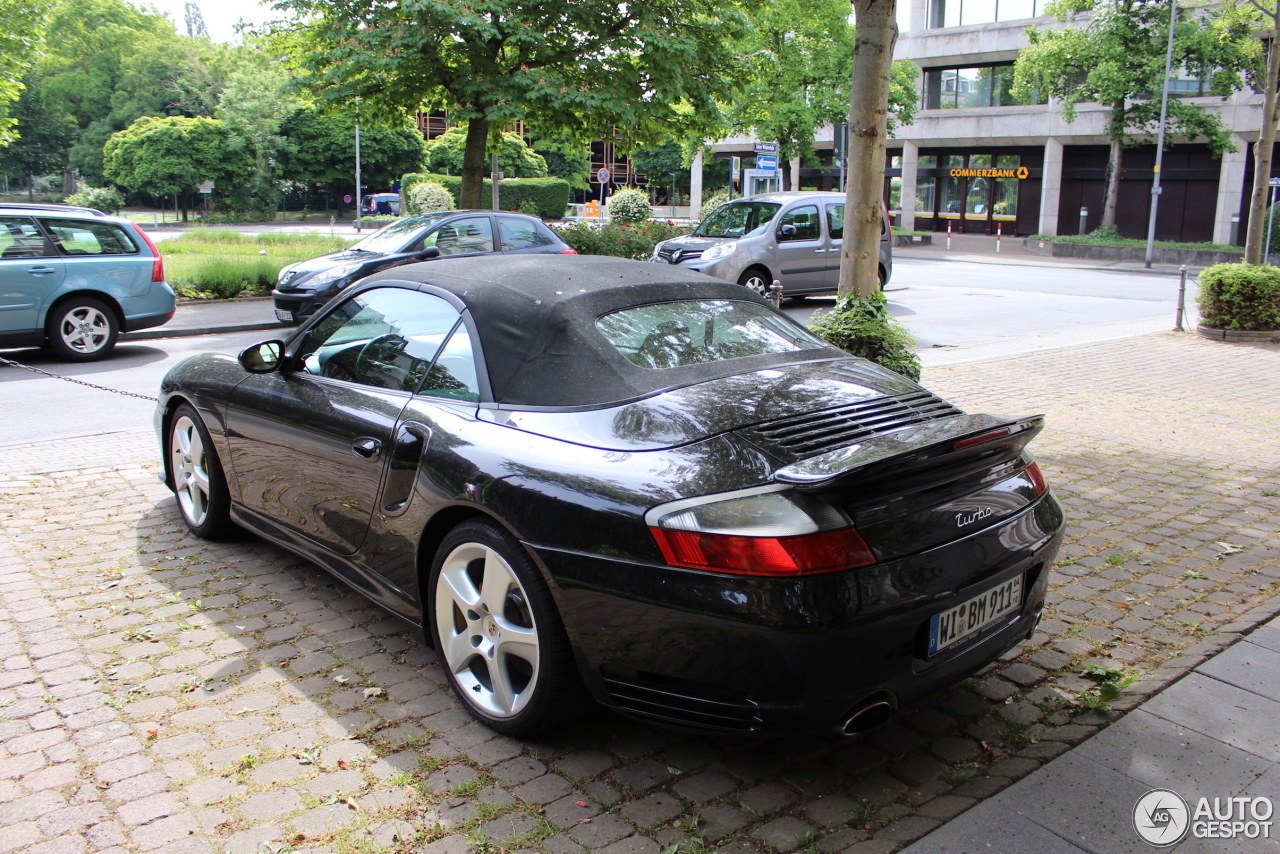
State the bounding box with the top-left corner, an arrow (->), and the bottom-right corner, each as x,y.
272,210 -> 575,325
651,191 -> 893,298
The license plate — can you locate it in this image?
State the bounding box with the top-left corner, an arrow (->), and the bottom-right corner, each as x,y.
274,309 -> 293,322
928,574 -> 1023,657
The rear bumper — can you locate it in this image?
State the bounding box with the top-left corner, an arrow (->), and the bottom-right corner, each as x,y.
535,494 -> 1063,735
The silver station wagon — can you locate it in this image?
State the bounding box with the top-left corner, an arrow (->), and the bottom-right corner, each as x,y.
651,191 -> 893,298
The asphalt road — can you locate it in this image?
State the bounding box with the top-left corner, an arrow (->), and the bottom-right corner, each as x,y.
0,257 -> 1191,445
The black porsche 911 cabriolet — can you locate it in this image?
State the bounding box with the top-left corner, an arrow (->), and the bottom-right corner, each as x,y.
156,255 -> 1063,737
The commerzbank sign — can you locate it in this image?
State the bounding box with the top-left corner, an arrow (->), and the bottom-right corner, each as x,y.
949,166 -> 1031,179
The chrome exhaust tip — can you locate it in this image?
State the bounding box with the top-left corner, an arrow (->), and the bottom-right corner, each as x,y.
838,694 -> 895,736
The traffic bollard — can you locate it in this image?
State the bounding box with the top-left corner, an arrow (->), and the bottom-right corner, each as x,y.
770,281 -> 783,309
1175,265 -> 1187,331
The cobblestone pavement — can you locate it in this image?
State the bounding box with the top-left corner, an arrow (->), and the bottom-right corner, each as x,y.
0,331 -> 1277,854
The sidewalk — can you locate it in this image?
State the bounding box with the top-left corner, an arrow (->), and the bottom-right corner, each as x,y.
121,298 -> 282,342
1,325 -> 1277,853
895,232 -> 1199,277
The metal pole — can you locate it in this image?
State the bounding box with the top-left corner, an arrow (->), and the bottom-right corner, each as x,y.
1267,183 -> 1277,266
490,153 -> 500,211
1174,265 -> 1187,331
946,221 -> 951,250
1143,0 -> 1178,269
354,98 -> 362,233
1079,206 -> 1088,235
996,222 -> 1002,253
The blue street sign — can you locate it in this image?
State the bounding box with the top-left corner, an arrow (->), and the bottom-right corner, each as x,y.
756,156 -> 778,170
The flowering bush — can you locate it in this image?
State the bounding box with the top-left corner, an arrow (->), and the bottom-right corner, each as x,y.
554,220 -> 692,261
407,181 -> 455,215
699,191 -> 729,225
606,188 -> 652,224
66,186 -> 125,214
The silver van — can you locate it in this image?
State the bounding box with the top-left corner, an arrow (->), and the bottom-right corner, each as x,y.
650,191 -> 892,298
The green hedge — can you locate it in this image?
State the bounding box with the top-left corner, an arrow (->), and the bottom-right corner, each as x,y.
401,172 -> 570,219
1197,263 -> 1280,330
553,220 -> 691,261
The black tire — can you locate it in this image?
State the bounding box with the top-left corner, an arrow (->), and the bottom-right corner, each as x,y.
738,267 -> 771,298
878,266 -> 888,291
45,296 -> 119,362
168,404 -> 235,540
427,519 -> 584,735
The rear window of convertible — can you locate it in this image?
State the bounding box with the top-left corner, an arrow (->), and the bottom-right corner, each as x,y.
596,299 -> 828,369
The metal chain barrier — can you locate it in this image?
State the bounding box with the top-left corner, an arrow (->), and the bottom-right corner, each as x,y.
0,355 -> 157,402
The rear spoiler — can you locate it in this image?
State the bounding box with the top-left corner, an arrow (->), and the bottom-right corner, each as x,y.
772,414 -> 1044,491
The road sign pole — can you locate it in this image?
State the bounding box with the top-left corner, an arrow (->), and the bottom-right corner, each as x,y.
1266,182 -> 1277,266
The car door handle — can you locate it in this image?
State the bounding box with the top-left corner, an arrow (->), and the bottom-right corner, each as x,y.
351,437 -> 381,459
380,422 -> 431,515
26,266 -> 56,276
814,249 -> 826,254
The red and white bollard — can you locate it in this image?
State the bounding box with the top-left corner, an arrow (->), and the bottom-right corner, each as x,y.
947,221 -> 952,250
996,222 -> 1002,253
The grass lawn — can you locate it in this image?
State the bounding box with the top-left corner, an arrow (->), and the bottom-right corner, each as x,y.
162,230 -> 355,300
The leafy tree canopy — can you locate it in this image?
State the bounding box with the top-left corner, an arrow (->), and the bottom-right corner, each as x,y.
423,126 -> 547,178
269,0 -> 749,207
277,107 -> 426,195
102,115 -> 253,196
0,78 -> 76,187
0,0 -> 51,146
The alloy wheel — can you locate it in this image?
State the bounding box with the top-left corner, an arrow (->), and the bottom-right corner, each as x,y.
739,271 -> 769,298
58,305 -> 111,355
171,415 -> 211,528
434,542 -> 540,718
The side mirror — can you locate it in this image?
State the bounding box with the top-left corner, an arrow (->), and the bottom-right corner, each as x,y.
414,246 -> 441,261
779,224 -> 797,238
239,340 -> 283,374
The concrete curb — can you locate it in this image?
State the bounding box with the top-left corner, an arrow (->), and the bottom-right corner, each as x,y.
121,322 -> 281,342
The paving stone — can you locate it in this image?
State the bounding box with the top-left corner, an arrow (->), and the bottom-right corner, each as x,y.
672,769 -> 736,803
544,794 -> 602,829
751,816 -> 816,853
476,813 -> 540,846
239,787 -> 303,821
620,792 -> 683,827
698,803 -> 750,840
567,811 -> 634,847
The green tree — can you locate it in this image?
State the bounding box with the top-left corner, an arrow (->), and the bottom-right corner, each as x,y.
531,132 -> 592,190
1214,0 -> 1280,262
0,0 -> 51,146
216,62 -> 302,214
0,78 -> 76,197
731,0 -> 917,192
102,115 -> 253,219
277,107 -> 426,200
1012,0 -> 1246,232
423,126 -> 547,178
271,0 -> 748,209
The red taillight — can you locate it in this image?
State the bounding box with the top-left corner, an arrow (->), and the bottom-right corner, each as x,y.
132,224 -> 165,282
561,248 -> 577,255
1025,461 -> 1048,496
954,428 -> 1011,450
650,527 -> 876,576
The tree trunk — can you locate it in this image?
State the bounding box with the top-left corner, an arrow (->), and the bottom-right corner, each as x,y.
838,0 -> 898,298
1246,29 -> 1280,264
1100,105 -> 1124,231
781,156 -> 792,191
26,171 -> 34,202
459,117 -> 490,210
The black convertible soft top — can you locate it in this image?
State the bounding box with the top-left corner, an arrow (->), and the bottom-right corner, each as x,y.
360,255 -> 845,409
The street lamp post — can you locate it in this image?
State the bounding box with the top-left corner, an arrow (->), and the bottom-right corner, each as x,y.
1143,0 -> 1178,268
354,98 -> 363,233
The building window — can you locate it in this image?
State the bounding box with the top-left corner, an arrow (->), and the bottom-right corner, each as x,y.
929,0 -> 1042,27
923,65 -> 1020,109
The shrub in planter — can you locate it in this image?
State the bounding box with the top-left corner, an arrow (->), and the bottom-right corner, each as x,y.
407,181 -> 455,214
66,186 -> 125,214
554,220 -> 692,261
1197,263 -> 1280,331
607,188 -> 651,223
808,291 -> 921,381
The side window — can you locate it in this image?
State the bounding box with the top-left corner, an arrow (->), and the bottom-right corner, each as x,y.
826,205 -> 844,241
434,217 -> 494,255
779,206 -> 820,242
42,219 -> 138,256
295,288 -> 461,392
0,217 -> 52,259
420,324 -> 481,402
498,217 -> 554,251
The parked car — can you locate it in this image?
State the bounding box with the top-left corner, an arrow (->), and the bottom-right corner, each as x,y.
160,255 -> 1062,737
363,192 -> 402,216
0,204 -> 175,361
272,210 -> 575,326
651,191 -> 892,297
